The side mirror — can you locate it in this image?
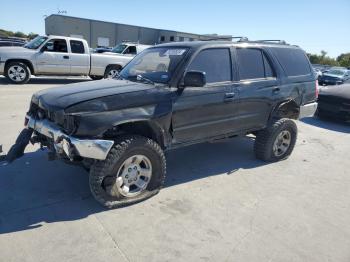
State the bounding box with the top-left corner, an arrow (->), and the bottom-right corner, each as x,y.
40,45 -> 47,52
183,71 -> 206,87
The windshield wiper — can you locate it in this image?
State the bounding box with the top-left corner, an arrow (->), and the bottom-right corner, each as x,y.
136,74 -> 155,85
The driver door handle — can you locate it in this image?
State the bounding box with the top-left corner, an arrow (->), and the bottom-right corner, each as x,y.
63,55 -> 69,59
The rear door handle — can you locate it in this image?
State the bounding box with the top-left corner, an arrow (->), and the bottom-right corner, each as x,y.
273,87 -> 280,93
224,92 -> 236,102
63,55 -> 69,59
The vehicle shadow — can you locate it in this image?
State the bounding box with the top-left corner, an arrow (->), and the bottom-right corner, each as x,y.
301,117 -> 350,133
0,137 -> 265,234
0,76 -> 91,85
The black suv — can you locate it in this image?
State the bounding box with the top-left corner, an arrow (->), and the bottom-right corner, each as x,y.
7,39 -> 318,208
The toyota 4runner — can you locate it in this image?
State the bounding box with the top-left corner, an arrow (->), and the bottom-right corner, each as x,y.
5,39 -> 318,208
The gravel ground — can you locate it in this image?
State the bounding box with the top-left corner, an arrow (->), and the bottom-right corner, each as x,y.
0,76 -> 350,262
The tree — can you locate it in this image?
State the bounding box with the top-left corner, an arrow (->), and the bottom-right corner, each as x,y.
308,51 -> 339,66
0,28 -> 38,39
337,53 -> 350,68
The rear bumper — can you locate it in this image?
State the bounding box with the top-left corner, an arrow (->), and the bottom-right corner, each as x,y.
26,115 -> 114,160
0,61 -> 5,75
299,102 -> 318,119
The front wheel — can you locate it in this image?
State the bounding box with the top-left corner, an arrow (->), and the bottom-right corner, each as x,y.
5,62 -> 31,84
89,135 -> 166,208
254,118 -> 297,162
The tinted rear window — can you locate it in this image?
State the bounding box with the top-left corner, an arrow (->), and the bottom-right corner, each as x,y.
236,48 -> 276,80
70,40 -> 85,54
272,48 -> 311,76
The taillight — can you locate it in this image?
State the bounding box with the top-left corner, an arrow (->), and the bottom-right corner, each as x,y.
315,80 -> 319,99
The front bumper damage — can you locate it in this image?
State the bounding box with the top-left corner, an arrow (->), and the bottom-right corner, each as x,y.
26,115 -> 114,160
5,115 -> 114,163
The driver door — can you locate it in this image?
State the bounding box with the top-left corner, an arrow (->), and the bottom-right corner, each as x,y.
172,48 -> 241,144
36,38 -> 71,74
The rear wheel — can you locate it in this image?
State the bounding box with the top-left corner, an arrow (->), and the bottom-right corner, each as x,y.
5,62 -> 31,84
89,135 -> 166,208
104,65 -> 121,79
254,118 -> 297,162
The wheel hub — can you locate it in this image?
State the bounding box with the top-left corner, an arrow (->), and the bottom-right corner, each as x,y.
273,130 -> 291,157
8,65 -> 26,81
108,154 -> 152,197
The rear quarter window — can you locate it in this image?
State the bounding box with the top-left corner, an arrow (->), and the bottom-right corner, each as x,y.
272,48 -> 311,77
70,40 -> 85,54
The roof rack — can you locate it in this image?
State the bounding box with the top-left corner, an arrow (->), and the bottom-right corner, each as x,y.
251,40 -> 288,45
201,36 -> 249,42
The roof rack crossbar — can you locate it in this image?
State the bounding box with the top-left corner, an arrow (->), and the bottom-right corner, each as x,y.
252,40 -> 287,44
201,36 -> 249,42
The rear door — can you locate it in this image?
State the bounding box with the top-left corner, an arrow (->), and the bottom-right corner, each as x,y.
172,47 -> 241,143
234,47 -> 279,130
36,38 -> 71,74
69,40 -> 90,75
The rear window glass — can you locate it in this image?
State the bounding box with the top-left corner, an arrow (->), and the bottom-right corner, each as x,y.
272,48 -> 311,76
236,48 -> 275,80
70,40 -> 85,54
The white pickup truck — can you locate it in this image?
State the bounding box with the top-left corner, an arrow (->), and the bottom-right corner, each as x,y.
0,35 -> 151,84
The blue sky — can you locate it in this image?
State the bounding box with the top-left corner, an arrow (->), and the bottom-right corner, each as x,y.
1,0 -> 349,57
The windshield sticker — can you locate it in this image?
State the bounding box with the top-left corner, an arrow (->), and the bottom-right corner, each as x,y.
164,49 -> 187,56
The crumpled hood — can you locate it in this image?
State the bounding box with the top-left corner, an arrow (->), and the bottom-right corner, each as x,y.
33,79 -> 157,111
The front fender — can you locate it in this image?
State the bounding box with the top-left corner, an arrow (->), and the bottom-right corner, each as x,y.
75,102 -> 172,138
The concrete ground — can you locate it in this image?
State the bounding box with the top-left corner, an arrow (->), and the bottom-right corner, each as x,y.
0,76 -> 349,262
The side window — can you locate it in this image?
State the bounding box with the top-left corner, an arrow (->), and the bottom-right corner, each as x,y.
188,48 -> 232,84
236,48 -> 276,80
44,39 -> 67,53
272,48 -> 311,76
124,46 -> 137,55
236,48 -> 264,80
70,40 -> 85,54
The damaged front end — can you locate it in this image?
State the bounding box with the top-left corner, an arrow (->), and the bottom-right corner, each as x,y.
4,114 -> 114,164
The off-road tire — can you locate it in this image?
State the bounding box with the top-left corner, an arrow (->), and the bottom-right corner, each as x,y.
104,65 -> 121,79
89,135 -> 166,208
254,118 -> 297,162
5,61 -> 31,84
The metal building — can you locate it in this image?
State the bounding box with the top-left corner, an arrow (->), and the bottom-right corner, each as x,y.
45,14 -> 231,48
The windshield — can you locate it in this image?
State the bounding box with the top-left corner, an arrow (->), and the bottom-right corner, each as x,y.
24,36 -> 47,49
111,44 -> 127,54
119,47 -> 188,84
326,69 -> 346,76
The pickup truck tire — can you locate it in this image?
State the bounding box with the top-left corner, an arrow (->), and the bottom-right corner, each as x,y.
254,118 -> 297,162
104,65 -> 121,79
5,62 -> 31,84
90,75 -> 103,81
89,135 -> 166,208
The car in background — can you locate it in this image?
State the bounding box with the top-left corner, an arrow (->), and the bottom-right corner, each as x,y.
313,68 -> 323,79
0,37 -> 26,47
317,84 -> 350,122
0,35 -> 145,84
94,47 -> 112,53
104,42 -> 151,56
318,68 -> 350,85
